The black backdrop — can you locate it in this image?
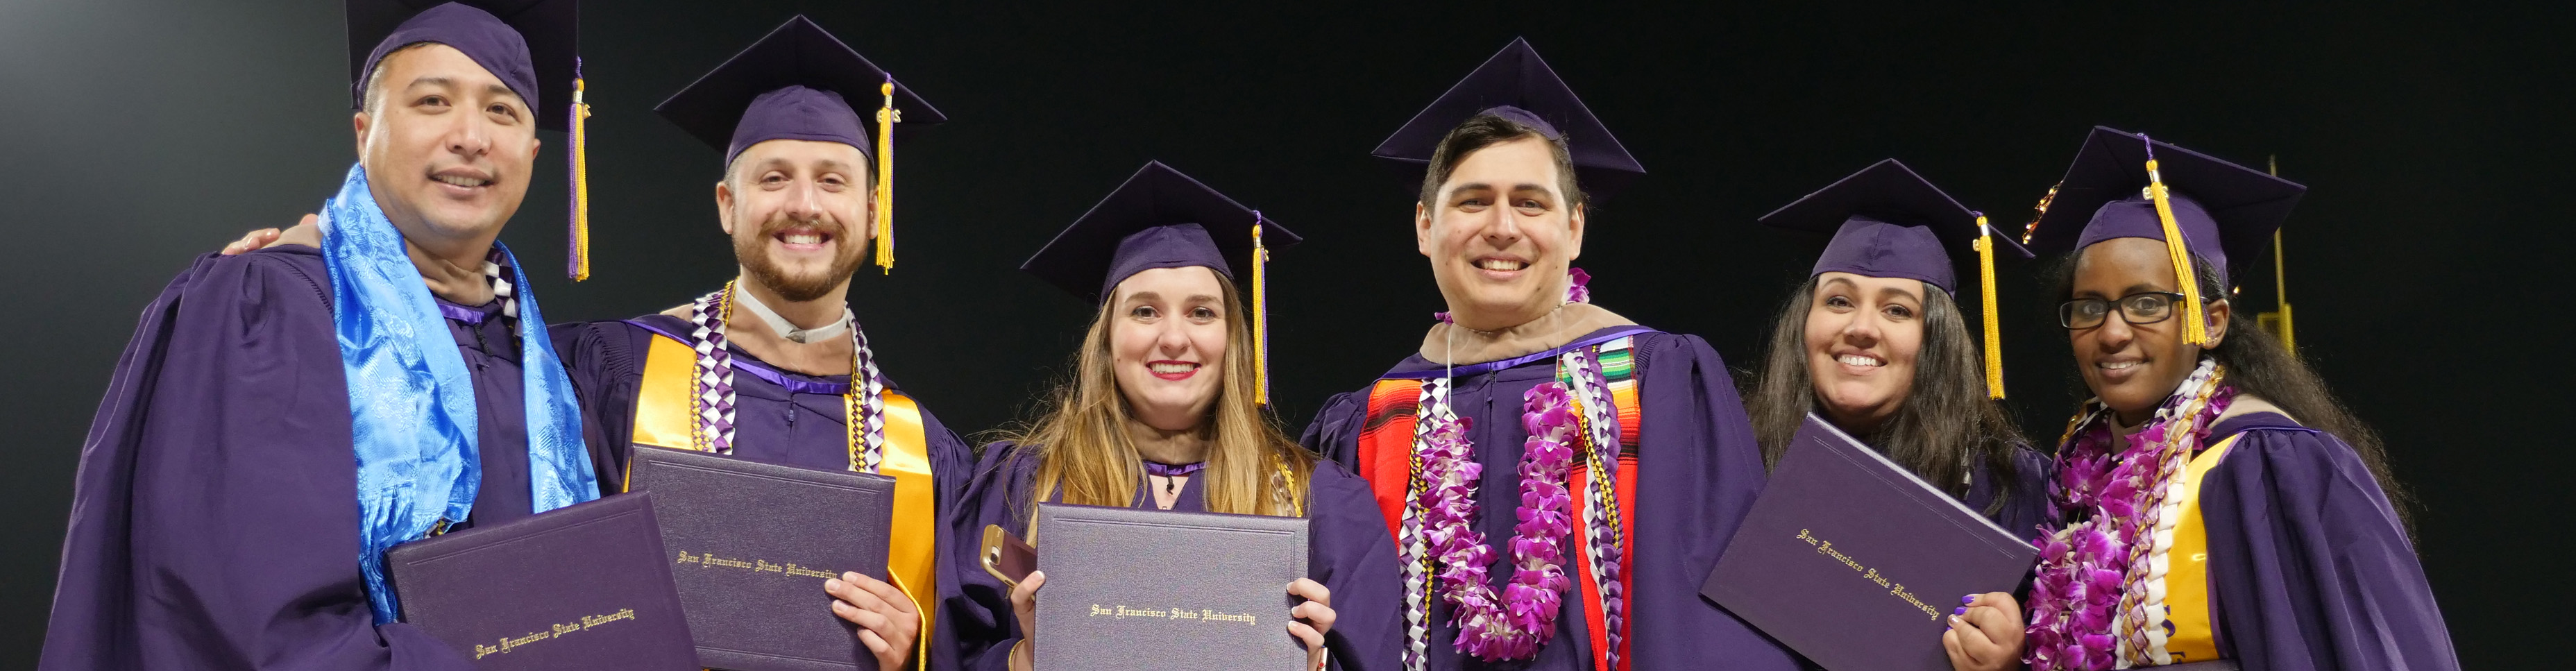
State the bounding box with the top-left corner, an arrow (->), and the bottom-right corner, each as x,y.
1,0 -> 2561,666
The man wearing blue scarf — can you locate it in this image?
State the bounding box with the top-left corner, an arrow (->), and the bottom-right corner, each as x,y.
40,3 -> 595,670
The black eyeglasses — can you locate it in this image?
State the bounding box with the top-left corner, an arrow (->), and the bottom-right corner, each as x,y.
2059,291 -> 2189,330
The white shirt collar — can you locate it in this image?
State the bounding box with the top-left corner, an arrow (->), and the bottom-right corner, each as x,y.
730,285 -> 849,344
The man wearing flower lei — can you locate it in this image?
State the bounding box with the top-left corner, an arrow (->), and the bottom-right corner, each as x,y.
45,3 -> 602,669
1943,127 -> 2458,671
1299,39 -> 1798,671
546,18 -> 974,671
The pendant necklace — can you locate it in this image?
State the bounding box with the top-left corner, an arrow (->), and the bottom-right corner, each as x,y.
1142,460 -> 1207,497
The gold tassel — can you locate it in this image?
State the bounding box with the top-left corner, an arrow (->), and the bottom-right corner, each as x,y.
1251,215 -> 1270,406
2145,157 -> 2209,346
568,71 -> 593,280
873,78 -> 899,273
1974,214 -> 2005,400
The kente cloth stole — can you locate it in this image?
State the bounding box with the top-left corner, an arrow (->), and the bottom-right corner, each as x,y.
1563,338 -> 1641,671
1355,336 -> 1643,671
632,333 -> 940,655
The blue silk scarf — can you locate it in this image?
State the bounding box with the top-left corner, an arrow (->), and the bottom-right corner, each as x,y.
316,163 -> 598,624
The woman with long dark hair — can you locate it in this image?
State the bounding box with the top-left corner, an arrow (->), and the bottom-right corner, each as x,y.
1745,159 -> 2049,534
1745,160 -> 2053,671
944,162 -> 1400,671
1948,128 -> 2456,671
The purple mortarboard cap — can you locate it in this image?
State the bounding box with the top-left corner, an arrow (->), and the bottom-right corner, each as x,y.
2022,126 -> 2305,287
1760,160 -> 2030,296
1371,37 -> 1645,200
654,15 -> 946,166
348,0 -> 575,132
1022,162 -> 1301,302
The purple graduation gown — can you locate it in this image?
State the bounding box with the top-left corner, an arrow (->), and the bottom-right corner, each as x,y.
1298,327 -> 1800,671
944,441 -> 1405,671
1958,443 -> 2054,545
548,314 -> 977,670
2194,411 -> 2459,670
42,245 -> 542,670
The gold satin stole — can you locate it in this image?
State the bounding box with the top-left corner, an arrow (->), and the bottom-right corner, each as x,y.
634,334 -> 940,666
2160,433 -> 2244,664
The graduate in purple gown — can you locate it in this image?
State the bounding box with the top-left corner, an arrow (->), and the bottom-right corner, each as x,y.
42,3 -> 598,669
1746,160 -> 2054,670
949,162 -> 1403,671
1298,39 -> 1797,671
1747,159 -> 2051,540
547,17 -> 974,671
1947,128 -> 2457,671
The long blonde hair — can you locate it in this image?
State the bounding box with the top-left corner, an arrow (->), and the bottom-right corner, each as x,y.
1008,272 -> 1314,530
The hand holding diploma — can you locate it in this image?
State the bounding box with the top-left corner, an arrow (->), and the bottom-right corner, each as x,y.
827,571 -> 919,670
1287,577 -> 1337,670
1943,591 -> 2026,671
1002,570 -> 1341,670
1007,570 -> 1045,671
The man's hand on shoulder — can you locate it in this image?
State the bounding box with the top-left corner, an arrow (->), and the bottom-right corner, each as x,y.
221,214 -> 321,255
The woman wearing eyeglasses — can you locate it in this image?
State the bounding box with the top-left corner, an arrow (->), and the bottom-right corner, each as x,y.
1942,128 -> 2456,671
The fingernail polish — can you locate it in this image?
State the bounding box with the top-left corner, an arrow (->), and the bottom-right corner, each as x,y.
1953,606 -> 1967,616
1962,595 -> 1976,604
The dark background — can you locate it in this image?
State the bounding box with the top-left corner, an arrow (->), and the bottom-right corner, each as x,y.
1,0 -> 2561,666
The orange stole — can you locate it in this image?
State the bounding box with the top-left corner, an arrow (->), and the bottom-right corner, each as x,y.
634,333 -> 940,665
1354,379 -> 1424,537
1355,374 -> 1639,671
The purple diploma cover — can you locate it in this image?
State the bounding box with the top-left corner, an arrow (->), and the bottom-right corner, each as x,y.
625,445 -> 897,671
1701,414 -> 2040,671
1032,503 -> 1310,671
385,491 -> 700,670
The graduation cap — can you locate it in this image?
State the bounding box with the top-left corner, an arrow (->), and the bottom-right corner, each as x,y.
2021,126 -> 2307,346
656,15 -> 947,273
1022,161 -> 1301,404
347,0 -> 595,280
1761,159 -> 2031,398
1371,37 -> 1645,201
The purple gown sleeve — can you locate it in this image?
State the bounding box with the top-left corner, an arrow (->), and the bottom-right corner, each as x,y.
1962,443 -> 2056,546
548,320 -> 646,492
916,400 -> 976,671
947,442 -> 1036,671
1298,390 -> 1371,470
1305,461 -> 1405,671
2201,425 -> 2461,671
1625,334 -> 1802,670
40,248 -> 473,671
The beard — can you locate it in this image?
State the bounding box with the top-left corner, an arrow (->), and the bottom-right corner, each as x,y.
734,212 -> 869,303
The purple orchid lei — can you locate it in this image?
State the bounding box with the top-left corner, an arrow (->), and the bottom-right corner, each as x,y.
1412,382 -> 1581,661
2024,360 -> 2233,670
1407,266 -> 1593,661
1434,267 -> 1590,323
